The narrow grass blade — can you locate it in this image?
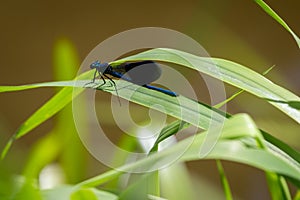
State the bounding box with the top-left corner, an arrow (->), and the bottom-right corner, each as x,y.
216,160 -> 233,200
254,0 -> 300,48
266,172 -> 292,200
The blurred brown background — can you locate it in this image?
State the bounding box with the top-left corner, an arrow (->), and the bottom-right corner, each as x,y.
0,0 -> 299,199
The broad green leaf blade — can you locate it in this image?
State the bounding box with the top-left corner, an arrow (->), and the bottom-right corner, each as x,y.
8,81 -> 295,189
113,48 -> 300,123
254,0 -> 300,48
100,79 -> 226,130
1,77 -> 226,150
77,114 -> 300,188
148,118 -> 300,177
185,144 -> 300,183
183,117 -> 300,182
2,47 -> 300,160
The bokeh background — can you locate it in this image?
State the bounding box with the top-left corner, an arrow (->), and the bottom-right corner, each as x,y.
0,0 -> 299,199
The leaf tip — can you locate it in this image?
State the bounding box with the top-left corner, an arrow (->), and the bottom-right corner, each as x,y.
1,136 -> 16,160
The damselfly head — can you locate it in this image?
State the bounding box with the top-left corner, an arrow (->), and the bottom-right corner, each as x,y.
90,61 -> 109,73
90,60 -> 101,69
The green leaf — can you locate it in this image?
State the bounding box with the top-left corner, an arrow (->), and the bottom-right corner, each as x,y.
149,120 -> 189,153
266,173 -> 292,200
189,122 -> 299,179
0,76 -> 228,159
76,114 -> 300,188
261,130 -> 300,167
97,80 -> 226,130
113,48 -> 300,123
216,160 -> 233,200
2,47 -> 299,159
254,0 -> 300,48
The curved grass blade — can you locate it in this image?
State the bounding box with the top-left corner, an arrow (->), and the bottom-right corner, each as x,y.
113,48 -> 300,123
146,112 -> 300,177
147,65 -> 276,199
100,79 -> 226,130
2,47 -> 299,160
76,114 -> 300,188
0,76 -> 226,159
254,0 -> 300,48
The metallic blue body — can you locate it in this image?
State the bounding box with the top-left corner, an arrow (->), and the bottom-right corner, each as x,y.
90,60 -> 178,97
